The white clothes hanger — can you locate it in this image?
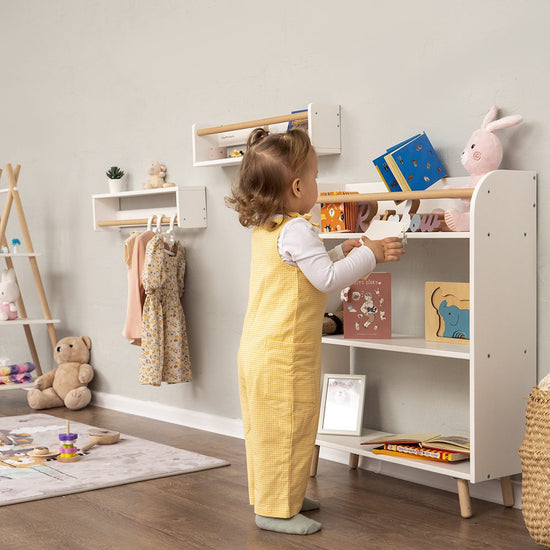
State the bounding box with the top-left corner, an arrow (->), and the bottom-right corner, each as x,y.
155,214 -> 164,234
147,215 -> 154,232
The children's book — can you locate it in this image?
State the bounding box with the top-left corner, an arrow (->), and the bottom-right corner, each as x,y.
361,432 -> 470,453
372,444 -> 469,463
320,191 -> 359,233
343,273 -> 391,339
373,134 -> 422,194
383,132 -> 447,192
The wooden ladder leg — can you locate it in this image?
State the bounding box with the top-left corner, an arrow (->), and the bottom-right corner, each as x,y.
500,476 -> 515,507
456,479 -> 473,518
310,444 -> 320,477
349,453 -> 359,470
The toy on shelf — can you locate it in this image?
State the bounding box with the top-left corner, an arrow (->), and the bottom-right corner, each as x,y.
57,420 -> 79,463
0,268 -> 20,321
142,161 -> 176,189
11,238 -> 21,253
444,106 -> 523,231
27,336 -> 94,410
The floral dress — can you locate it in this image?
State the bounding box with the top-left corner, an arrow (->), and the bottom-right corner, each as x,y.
139,234 -> 191,385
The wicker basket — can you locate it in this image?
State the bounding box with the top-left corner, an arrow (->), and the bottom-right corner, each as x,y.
519,386 -> 550,548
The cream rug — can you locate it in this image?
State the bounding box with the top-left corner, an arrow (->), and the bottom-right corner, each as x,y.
0,413 -> 229,506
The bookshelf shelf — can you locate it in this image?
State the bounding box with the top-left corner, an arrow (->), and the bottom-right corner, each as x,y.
322,334 -> 469,360
315,171 -> 537,518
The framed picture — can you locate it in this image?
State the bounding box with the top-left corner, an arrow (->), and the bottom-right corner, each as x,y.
318,374 -> 366,436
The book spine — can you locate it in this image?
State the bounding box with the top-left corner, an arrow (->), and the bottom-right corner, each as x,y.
385,443 -> 451,460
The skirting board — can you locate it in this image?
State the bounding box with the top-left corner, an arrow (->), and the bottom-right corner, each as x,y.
93,391 -> 522,509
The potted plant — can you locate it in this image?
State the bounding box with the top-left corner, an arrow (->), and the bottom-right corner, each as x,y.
106,166 -> 126,193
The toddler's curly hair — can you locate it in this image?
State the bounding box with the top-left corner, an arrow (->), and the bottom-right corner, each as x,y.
225,128 -> 314,228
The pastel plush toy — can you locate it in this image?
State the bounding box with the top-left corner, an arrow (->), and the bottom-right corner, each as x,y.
0,268 -> 20,321
444,106 -> 523,231
142,161 -> 176,189
27,336 -> 94,410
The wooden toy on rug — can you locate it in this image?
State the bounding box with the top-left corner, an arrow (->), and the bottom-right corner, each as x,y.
57,420 -> 80,463
80,428 -> 120,454
27,446 -> 59,459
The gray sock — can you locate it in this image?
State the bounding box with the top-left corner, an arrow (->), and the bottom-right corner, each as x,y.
255,513 -> 322,535
301,496 -> 320,511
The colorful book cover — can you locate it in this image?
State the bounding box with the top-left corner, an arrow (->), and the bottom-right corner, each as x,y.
343,273 -> 391,339
384,132 -> 447,192
320,191 -> 358,233
372,134 -> 422,194
372,445 -> 469,463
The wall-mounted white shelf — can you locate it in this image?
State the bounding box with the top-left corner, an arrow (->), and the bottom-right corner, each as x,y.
314,171 -> 537,518
192,103 -> 341,167
0,318 -> 60,326
91,186 -> 207,231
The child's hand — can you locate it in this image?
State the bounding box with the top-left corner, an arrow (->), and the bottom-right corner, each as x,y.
361,236 -> 405,263
341,238 -> 363,256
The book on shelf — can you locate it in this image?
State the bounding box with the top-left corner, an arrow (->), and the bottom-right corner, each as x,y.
320,191 -> 360,233
373,132 -> 447,194
343,272 -> 391,339
361,432 -> 470,453
372,443 -> 470,463
373,134 -> 422,194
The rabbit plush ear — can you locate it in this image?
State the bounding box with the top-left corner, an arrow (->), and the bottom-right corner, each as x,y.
481,105 -> 499,129
486,114 -> 523,132
6,269 -> 15,283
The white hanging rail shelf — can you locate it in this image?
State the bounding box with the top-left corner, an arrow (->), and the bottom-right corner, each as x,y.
192,103 -> 341,167
92,186 -> 207,231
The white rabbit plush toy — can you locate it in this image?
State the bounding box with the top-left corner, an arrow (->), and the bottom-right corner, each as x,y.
444,106 -> 523,232
0,268 -> 20,321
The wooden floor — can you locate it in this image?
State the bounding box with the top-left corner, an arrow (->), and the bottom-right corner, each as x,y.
0,389 -> 540,550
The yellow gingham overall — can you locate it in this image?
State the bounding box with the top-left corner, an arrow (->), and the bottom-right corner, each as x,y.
238,214 -> 327,518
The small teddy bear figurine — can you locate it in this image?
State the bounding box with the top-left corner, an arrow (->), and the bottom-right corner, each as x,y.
444,106 -> 523,232
27,336 -> 94,410
0,268 -> 20,321
142,161 -> 176,189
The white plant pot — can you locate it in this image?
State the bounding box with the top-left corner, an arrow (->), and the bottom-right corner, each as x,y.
108,176 -> 126,194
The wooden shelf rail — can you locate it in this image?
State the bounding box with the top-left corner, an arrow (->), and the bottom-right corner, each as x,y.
96,215 -> 178,228
316,188 -> 474,204
196,112 -> 308,137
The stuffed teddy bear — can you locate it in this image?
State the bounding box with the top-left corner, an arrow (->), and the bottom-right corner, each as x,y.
27,336 -> 94,411
444,106 -> 523,232
142,161 -> 176,189
0,268 -> 20,321
323,309 -> 344,335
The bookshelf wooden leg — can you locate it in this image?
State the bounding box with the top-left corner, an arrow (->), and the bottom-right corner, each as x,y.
349,453 -> 359,470
500,476 -> 514,507
310,444 -> 320,477
457,479 -> 473,518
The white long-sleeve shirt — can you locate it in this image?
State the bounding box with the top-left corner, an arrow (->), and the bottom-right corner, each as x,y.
278,217 -> 376,293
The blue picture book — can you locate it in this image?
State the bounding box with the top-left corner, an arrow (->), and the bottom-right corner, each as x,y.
383,132 -> 447,192
373,134 -> 422,199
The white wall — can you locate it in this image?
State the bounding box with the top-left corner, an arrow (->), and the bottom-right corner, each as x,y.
0,1 -> 548,434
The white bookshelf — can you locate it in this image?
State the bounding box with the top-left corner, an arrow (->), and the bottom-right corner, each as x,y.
315,170 -> 537,517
